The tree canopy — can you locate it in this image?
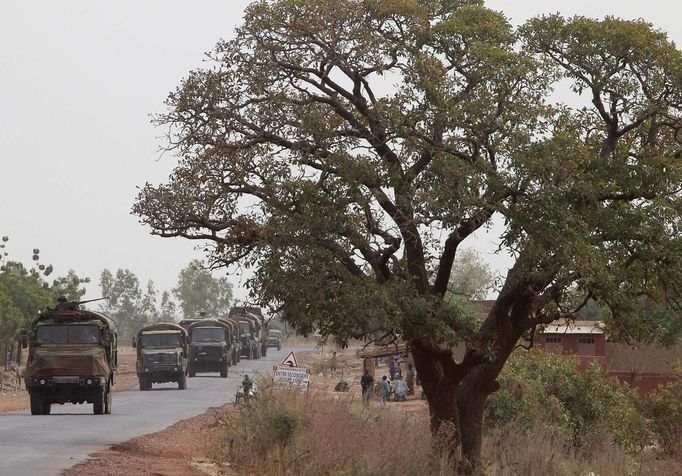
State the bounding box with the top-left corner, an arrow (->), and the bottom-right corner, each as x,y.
133,0 -> 682,469
172,259 -> 233,320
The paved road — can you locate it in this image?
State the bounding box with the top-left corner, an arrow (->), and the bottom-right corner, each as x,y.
0,347 -> 295,476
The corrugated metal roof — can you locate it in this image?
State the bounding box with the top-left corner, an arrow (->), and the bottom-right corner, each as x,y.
541,320 -> 605,335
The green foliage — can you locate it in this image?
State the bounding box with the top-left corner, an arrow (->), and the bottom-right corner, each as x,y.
447,247 -> 494,300
99,269 -> 161,338
0,237 -> 89,346
644,365 -> 682,454
485,350 -> 649,452
172,259 -> 232,320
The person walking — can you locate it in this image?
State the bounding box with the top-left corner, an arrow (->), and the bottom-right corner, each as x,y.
330,351 -> 338,376
376,375 -> 390,409
360,370 -> 374,407
393,375 -> 408,401
405,364 -> 415,396
388,357 -> 397,380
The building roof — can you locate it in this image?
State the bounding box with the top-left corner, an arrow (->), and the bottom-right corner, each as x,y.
541,320 -> 605,335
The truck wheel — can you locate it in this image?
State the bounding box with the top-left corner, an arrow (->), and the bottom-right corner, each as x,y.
178,373 -> 187,390
189,369 -> 196,378
262,345 -> 267,357
93,385 -> 106,415
220,363 -> 228,378
277,343 -> 281,351
42,402 -> 51,415
232,351 -> 238,366
139,376 -> 148,391
247,347 -> 253,360
30,394 -> 44,415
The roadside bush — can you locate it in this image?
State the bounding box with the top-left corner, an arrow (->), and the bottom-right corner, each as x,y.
211,386 -> 447,475
485,349 -> 649,453
645,365 -> 682,454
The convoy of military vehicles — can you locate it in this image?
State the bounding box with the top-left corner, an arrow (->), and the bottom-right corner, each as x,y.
21,297 -> 278,415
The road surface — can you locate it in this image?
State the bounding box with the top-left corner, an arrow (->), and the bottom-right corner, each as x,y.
0,347 -> 295,476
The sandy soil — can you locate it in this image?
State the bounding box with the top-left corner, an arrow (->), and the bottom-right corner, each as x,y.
63,405 -> 230,476
60,345 -> 427,476
0,345 -> 138,413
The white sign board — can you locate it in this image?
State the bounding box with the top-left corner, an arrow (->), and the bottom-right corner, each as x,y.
273,365 -> 310,391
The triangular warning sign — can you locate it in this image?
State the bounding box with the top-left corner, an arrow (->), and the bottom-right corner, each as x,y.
280,351 -> 298,367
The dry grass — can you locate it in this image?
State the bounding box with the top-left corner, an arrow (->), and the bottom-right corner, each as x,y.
211,385 -> 453,475
211,386 -> 682,476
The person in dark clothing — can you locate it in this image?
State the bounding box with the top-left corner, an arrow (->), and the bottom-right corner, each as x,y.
360,370 -> 374,407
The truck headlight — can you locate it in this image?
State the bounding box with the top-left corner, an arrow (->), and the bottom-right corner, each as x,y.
39,379 -> 46,385
86,378 -> 93,385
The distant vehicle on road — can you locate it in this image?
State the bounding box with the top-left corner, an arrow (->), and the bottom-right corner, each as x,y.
134,323 -> 188,390
22,298 -> 118,415
267,329 -> 283,351
187,319 -> 232,377
229,306 -> 268,359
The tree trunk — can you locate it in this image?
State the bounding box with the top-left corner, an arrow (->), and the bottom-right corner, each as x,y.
456,382 -> 489,473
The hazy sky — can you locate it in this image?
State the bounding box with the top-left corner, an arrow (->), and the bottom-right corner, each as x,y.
1,1 -> 680,304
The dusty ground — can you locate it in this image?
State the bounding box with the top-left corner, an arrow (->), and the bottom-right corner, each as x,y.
64,405 -> 230,476
0,345 -> 138,413
60,343 -> 426,476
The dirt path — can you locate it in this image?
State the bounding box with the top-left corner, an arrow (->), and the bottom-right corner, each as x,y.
0,346 -> 138,413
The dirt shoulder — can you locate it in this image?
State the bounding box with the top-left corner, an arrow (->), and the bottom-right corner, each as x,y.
64,405 -> 230,476
0,345 -> 138,413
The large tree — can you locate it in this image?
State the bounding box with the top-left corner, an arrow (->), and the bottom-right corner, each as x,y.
133,0 -> 682,470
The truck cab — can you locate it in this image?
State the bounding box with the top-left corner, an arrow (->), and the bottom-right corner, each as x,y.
134,323 -> 188,390
187,320 -> 231,377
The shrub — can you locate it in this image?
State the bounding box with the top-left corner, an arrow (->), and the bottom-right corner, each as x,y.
485,349 -> 649,453
645,365 -> 682,454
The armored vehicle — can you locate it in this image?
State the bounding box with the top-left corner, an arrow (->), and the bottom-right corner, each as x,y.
134,323 -> 188,390
187,320 -> 232,377
229,306 -> 268,358
22,298 -> 117,415
267,329 -> 283,351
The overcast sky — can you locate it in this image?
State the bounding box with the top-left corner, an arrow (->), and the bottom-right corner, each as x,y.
1,1 -> 680,304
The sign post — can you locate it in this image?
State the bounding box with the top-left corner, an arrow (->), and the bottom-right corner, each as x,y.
273,351 -> 309,390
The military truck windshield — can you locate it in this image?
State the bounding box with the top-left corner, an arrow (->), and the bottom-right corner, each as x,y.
270,330 -> 282,337
36,325 -> 100,344
192,327 -> 225,343
140,333 -> 183,347
239,322 -> 251,333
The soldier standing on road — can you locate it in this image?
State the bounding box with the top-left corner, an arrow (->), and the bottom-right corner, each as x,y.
360,370 -> 374,407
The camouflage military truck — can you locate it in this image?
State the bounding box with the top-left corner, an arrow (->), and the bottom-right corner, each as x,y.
187,320 -> 231,377
134,323 -> 188,390
217,317 -> 241,365
22,298 -> 117,415
267,329 -> 283,351
229,306 -> 269,358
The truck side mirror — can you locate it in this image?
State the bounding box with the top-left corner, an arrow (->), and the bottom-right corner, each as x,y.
21,331 -> 28,349
132,337 -> 137,348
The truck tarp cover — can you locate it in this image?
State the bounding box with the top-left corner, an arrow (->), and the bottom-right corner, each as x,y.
25,345 -> 110,377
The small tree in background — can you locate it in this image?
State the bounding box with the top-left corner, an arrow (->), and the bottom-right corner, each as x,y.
447,248 -> 494,300
172,259 -> 233,320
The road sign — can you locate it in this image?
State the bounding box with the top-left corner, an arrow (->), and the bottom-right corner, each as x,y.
280,351 -> 298,367
273,365 -> 310,391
